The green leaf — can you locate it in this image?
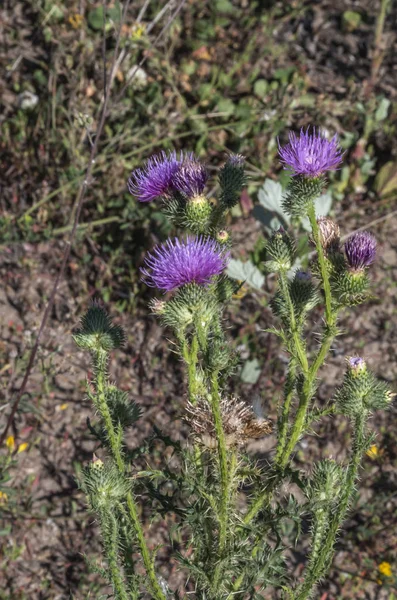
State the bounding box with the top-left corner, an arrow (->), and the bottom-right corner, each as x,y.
258,179 -> 286,216
375,161 -> 397,198
227,259 -> 265,290
255,178 -> 290,232
216,0 -> 236,13
87,3 -> 121,31
240,358 -> 261,384
254,79 -> 269,96
375,97 -> 390,122
217,97 -> 235,116
342,10 -> 362,32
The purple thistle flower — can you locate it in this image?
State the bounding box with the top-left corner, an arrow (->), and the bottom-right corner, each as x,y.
278,128 -> 343,177
141,236 -> 229,292
128,151 -> 183,202
344,231 -> 377,270
173,157 -> 208,198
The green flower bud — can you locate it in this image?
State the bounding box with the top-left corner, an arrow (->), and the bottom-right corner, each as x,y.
73,304 -> 125,352
216,230 -> 230,245
184,195 -> 213,232
282,175 -> 325,218
205,334 -> 237,374
215,275 -> 242,303
335,357 -> 393,416
332,268 -> 370,306
218,154 -> 246,209
270,271 -> 319,325
290,270 -> 320,316
264,228 -> 295,272
161,283 -> 219,332
81,461 -> 130,510
308,459 -> 344,508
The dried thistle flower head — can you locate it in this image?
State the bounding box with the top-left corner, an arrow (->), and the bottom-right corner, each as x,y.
315,217 -> 340,252
185,396 -> 273,449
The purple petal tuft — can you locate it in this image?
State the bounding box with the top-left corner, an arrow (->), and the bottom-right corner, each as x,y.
172,156 -> 208,198
344,232 -> 377,270
278,128 -> 343,177
141,236 -> 230,292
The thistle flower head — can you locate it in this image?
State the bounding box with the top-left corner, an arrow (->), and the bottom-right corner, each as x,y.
185,396 -> 273,449
173,156 -> 208,198
278,128 -> 343,177
344,231 -> 377,271
127,151 -> 181,202
227,153 -> 245,168
141,236 -> 229,292
335,357 -> 393,416
73,303 -> 125,352
347,356 -> 367,374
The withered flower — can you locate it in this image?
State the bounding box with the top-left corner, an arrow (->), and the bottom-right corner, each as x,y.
185,396 -> 273,449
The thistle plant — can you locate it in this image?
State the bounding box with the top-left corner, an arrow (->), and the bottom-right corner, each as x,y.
73,130 -> 393,599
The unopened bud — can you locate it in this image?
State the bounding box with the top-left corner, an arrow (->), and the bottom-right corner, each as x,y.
218,154 -> 246,209
73,304 -> 125,352
347,356 -> 366,375
216,230 -> 230,244
184,195 -> 213,231
264,228 -> 295,272
335,357 -> 393,416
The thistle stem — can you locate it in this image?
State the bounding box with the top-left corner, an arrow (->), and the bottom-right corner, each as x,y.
93,351 -> 166,600
276,204 -> 339,470
210,372 -> 233,591
279,273 -> 309,373
307,203 -> 333,327
294,413 -> 367,600
94,350 -> 125,473
98,508 -> 130,600
276,358 -> 297,462
181,334 -> 199,403
125,494 -> 167,600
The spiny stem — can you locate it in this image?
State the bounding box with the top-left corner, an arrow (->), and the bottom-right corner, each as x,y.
294,413 -> 367,600
276,358 -> 297,462
125,493 -> 167,600
95,350 -> 125,473
210,372 -> 232,591
98,508 -> 130,600
276,204 -> 339,470
93,350 -> 166,600
307,204 -> 333,327
279,273 -> 309,373
181,334 -> 199,403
